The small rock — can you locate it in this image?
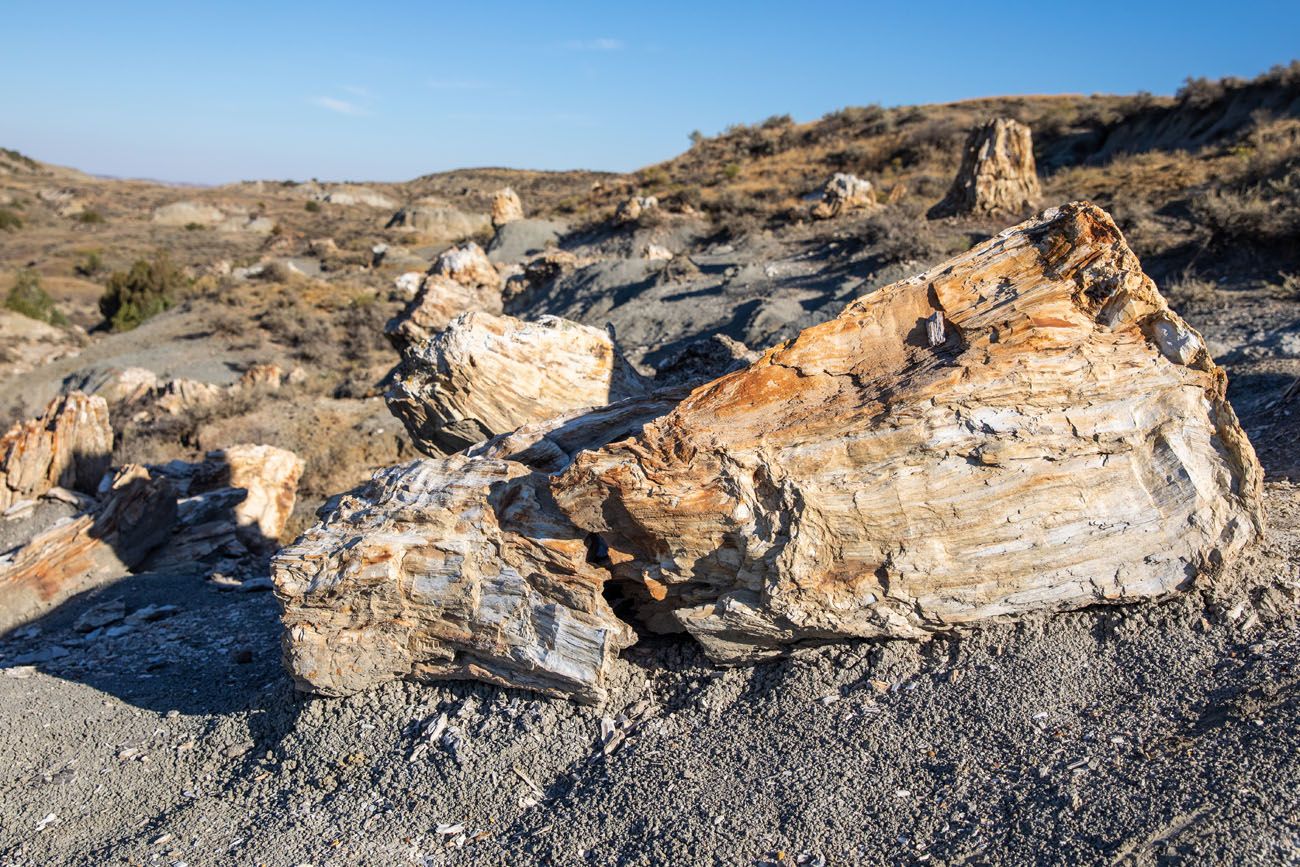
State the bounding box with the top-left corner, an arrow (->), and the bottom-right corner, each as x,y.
224,741 -> 254,759
207,572 -> 241,591
74,600 -> 127,633
126,604 -> 179,624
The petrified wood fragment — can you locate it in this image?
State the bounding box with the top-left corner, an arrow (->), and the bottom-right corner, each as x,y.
0,466 -> 176,633
384,243 -> 504,353
275,202 -> 1262,699
0,392 -> 112,510
387,311 -> 649,455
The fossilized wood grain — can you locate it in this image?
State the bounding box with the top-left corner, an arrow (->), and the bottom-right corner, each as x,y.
387,311 -> 649,455
276,201 -> 1263,699
0,466 -> 176,633
0,392 -> 112,510
930,118 -> 1041,219
553,202 -> 1261,660
274,456 -> 635,702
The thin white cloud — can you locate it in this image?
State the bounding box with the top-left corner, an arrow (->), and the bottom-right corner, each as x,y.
559,37 -> 624,52
427,79 -> 491,90
310,96 -> 366,116
343,85 -> 370,97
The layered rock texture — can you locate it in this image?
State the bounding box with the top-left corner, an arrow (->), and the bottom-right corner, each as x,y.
387,312 -> 649,455
929,118 -> 1041,218
0,465 -> 177,633
0,393 -> 304,630
385,243 -> 505,352
0,392 -> 112,510
212,444 -> 305,554
274,203 -> 1262,701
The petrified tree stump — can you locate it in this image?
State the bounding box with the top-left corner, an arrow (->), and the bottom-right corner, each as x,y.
929,118 -> 1041,218
0,392 -> 112,510
275,202 -> 1262,700
491,187 -> 524,227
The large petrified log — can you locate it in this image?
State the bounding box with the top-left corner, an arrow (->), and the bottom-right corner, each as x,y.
929,118 -> 1041,219
274,202 -> 1262,699
0,466 -> 176,633
0,392 -> 112,510
387,311 -> 649,455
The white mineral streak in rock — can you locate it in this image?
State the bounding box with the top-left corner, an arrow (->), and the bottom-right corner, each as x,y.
276,202 -> 1263,699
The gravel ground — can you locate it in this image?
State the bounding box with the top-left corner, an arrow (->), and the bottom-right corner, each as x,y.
0,482 -> 1296,867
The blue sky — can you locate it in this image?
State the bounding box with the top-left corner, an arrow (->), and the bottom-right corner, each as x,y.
1,1 -> 1297,184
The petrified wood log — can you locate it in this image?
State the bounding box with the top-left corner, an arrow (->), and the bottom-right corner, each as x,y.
0,392 -> 112,510
275,202 -> 1262,699
929,118 -> 1041,219
0,466 -> 176,633
387,311 -> 649,455
385,243 -> 504,353
810,173 -> 878,220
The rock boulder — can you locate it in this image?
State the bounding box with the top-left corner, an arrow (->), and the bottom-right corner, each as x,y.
0,393 -> 112,510
276,202 -> 1262,699
491,187 -> 524,227
387,311 -> 649,454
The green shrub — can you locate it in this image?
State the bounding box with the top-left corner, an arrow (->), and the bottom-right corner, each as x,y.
75,209 -> 105,224
74,250 -> 104,277
184,222 -> 204,231
99,254 -> 186,331
0,208 -> 21,232
723,163 -> 741,180
5,270 -> 68,326
0,148 -> 38,170
304,200 -> 321,213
